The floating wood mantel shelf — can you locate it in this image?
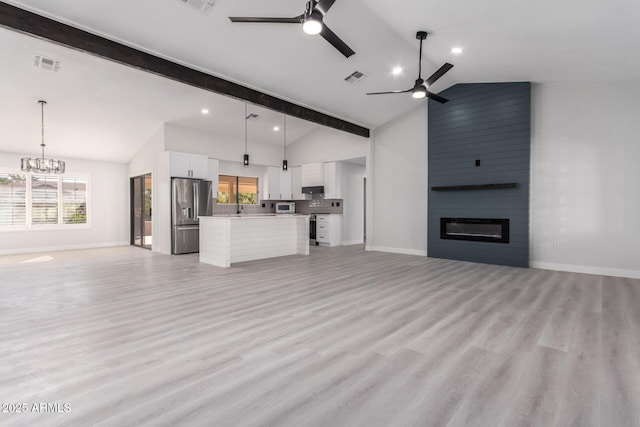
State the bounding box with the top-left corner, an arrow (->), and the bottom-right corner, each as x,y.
431,183 -> 519,191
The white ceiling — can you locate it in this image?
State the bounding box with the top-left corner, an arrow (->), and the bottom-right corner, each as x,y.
0,27 -> 319,163
1,0 -> 639,163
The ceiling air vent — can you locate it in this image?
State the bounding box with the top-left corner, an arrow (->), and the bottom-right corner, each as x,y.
246,113 -> 260,121
344,71 -> 366,85
178,0 -> 216,13
33,55 -> 61,72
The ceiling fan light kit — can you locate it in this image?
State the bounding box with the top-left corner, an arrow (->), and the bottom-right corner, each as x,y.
229,0 -> 355,58
367,31 -> 453,103
302,10 -> 323,35
412,85 -> 427,99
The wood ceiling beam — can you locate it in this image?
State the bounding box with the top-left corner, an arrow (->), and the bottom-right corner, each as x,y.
0,2 -> 370,138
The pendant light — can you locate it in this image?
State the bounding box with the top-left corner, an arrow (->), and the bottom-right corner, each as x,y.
243,102 -> 250,167
282,114 -> 288,171
21,100 -> 65,174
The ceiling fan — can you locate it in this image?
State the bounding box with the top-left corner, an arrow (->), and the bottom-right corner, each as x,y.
229,0 -> 355,58
367,31 -> 453,103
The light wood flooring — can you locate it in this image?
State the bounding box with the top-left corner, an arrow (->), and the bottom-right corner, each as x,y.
1,245 -> 640,426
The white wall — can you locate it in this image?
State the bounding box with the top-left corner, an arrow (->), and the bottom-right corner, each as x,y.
342,162 -> 366,245
0,151 -> 129,254
152,151 -> 171,254
219,161 -> 266,179
164,123 -> 282,166
129,124 -> 164,177
287,127 -> 368,166
367,104 -> 428,256
530,82 -> 640,278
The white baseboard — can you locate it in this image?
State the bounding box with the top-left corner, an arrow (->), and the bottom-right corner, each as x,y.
365,245 -> 428,257
341,240 -> 364,246
531,261 -> 640,279
0,241 -> 129,256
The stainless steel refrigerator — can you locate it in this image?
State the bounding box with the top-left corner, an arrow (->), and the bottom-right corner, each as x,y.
171,178 -> 213,254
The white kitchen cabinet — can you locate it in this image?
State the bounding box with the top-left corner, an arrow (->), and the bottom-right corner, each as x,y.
169,151 -> 209,179
280,169 -> 292,200
316,214 -> 342,247
207,158 -> 219,198
262,166 -> 281,200
291,166 -> 306,200
323,162 -> 343,199
301,163 -> 323,187
189,155 -> 209,179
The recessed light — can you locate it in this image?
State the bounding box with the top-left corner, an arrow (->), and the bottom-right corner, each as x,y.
451,47 -> 463,54
392,66 -> 403,75
273,126 -> 280,131
201,108 -> 209,114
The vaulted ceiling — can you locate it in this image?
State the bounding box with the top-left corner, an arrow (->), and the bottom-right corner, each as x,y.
1,0 -> 638,163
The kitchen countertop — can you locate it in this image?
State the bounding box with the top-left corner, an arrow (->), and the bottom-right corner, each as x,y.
204,214 -> 309,219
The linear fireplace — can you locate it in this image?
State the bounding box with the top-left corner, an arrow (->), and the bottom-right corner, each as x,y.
440,218 -> 510,243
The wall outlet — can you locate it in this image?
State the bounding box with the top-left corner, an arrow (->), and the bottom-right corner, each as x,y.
553,241 -> 561,248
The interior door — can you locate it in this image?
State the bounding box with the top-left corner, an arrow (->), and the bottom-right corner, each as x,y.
131,174 -> 152,249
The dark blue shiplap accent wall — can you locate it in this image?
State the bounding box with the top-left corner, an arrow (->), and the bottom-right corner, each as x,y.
428,82 -> 531,267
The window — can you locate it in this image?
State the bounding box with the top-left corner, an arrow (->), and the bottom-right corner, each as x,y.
238,176 -> 258,204
217,175 -> 258,205
0,171 -> 89,230
0,174 -> 27,226
62,177 -> 87,224
32,175 -> 59,225
217,175 -> 237,204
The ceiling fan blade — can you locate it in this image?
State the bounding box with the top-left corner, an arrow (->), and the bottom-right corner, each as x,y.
319,24 -> 355,58
425,63 -> 453,87
366,88 -> 412,95
229,15 -> 304,24
426,90 -> 449,103
315,0 -> 337,15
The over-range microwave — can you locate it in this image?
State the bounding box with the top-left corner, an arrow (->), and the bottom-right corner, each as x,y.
275,202 -> 295,214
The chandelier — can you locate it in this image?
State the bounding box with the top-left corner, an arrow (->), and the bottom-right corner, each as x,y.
21,100 -> 65,174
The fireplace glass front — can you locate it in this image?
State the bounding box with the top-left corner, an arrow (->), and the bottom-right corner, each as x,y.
440,218 -> 509,243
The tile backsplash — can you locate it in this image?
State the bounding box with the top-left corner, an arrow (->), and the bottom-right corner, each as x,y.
211,199 -> 344,215
211,200 -> 275,215
289,199 -> 343,214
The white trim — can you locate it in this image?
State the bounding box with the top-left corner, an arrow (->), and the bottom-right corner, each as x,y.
342,240 -> 364,246
365,245 -> 428,257
0,241 -> 129,256
531,261 -> 640,280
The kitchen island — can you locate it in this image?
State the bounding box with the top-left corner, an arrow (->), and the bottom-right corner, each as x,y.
199,215 -> 309,268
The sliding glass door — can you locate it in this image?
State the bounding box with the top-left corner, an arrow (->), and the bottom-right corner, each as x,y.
130,174 -> 152,249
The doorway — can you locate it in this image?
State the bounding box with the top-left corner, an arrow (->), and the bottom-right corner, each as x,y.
130,174 -> 152,249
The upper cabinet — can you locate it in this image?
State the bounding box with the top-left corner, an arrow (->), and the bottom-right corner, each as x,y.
301,163 -> 323,187
262,166 -> 280,201
280,169 -> 292,200
207,158 -> 220,198
263,166 -> 294,200
296,161 -> 343,199
169,151 -> 209,179
291,166 -> 305,200
323,162 -> 343,199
